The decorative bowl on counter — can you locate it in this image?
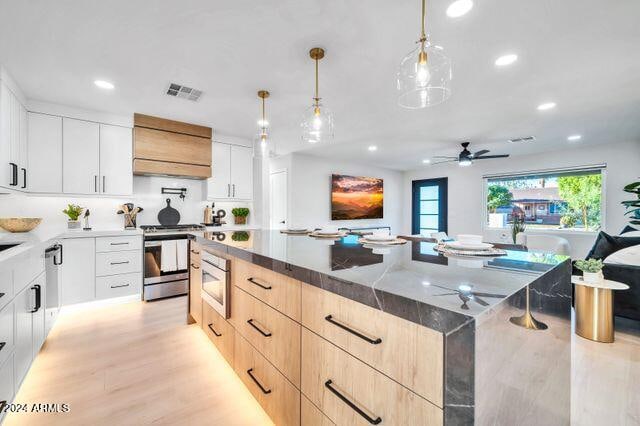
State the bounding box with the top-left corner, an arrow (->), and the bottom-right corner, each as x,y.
0,217 -> 43,233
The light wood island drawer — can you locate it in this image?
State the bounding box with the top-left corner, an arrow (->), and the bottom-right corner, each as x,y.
301,283 -> 444,407
301,328 -> 443,426
302,396 -> 335,426
202,300 -> 234,366
230,286 -> 301,387
233,258 -> 301,321
234,331 -> 300,426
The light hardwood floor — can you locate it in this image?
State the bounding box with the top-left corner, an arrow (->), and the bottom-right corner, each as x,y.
4,296 -> 273,426
5,297 -> 639,425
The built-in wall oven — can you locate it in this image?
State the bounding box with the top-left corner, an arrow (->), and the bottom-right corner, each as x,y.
200,251 -> 230,319
143,234 -> 189,301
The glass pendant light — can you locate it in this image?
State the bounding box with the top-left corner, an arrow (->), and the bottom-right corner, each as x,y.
254,90 -> 272,158
301,47 -> 334,144
397,0 -> 452,109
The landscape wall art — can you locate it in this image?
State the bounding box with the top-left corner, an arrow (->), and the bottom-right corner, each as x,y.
331,174 -> 383,220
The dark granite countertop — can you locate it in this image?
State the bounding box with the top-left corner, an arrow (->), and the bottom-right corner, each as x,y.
191,230 -> 570,334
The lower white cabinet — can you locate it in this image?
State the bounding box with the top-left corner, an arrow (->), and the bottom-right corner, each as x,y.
95,251 -> 142,277
0,302 -> 15,368
96,272 -> 142,299
0,354 -> 14,416
13,272 -> 45,388
60,237 -> 96,305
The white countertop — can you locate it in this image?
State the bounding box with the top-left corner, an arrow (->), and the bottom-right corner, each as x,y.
0,226 -> 142,265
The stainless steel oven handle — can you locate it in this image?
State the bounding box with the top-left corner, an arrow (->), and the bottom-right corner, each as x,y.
202,258 -> 227,272
144,241 -> 163,247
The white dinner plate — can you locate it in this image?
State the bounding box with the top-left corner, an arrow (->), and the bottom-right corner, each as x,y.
445,241 -> 494,251
364,234 -> 396,242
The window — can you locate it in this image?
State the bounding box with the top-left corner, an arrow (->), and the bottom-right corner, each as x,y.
412,178 -> 448,236
485,167 -> 604,232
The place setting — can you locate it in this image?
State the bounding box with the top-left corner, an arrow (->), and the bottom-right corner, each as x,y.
308,226 -> 348,239
358,230 -> 408,246
434,234 -> 506,257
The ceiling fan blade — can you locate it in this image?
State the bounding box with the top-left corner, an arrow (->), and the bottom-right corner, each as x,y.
472,149 -> 490,157
432,160 -> 458,165
432,156 -> 457,159
474,154 -> 510,159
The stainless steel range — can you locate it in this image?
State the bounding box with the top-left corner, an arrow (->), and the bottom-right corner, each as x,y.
142,224 -> 206,301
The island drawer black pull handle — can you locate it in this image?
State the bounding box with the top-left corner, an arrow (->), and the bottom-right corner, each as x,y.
110,242 -> 130,246
110,261 -> 130,265
247,319 -> 272,337
247,277 -> 272,290
191,264 -> 200,270
110,284 -> 130,289
0,292 -> 4,299
325,315 -> 382,345
325,380 -> 382,425
0,342 -> 5,352
191,250 -> 200,254
247,368 -> 271,394
207,323 -> 222,337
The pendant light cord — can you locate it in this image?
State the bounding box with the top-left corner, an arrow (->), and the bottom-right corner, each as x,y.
420,0 -> 426,42
314,57 -> 320,106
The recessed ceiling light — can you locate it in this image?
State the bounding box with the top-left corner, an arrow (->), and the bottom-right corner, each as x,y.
94,80 -> 115,90
446,0 -> 473,18
537,102 -> 556,111
422,159 -> 431,164
368,145 -> 378,151
567,134 -> 582,141
495,54 -> 518,67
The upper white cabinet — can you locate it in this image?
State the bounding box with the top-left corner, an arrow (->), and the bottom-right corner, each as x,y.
207,142 -> 253,200
27,112 -> 63,193
99,124 -> 133,195
0,80 -> 27,190
63,118 -> 100,194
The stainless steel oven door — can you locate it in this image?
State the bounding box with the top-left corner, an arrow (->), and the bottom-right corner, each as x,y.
144,239 -> 188,284
200,251 -> 230,319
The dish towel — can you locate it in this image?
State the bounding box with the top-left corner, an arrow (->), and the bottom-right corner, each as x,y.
160,240 -> 178,272
176,240 -> 188,270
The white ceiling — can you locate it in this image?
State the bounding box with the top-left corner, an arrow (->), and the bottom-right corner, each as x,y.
1,0 -> 639,170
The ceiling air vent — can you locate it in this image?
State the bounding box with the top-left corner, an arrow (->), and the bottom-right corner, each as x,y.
508,136 -> 536,143
166,83 -> 203,101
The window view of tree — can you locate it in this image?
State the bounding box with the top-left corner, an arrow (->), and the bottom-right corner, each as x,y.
486,170 -> 602,231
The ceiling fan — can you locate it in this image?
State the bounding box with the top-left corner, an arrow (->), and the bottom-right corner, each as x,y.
432,142 -> 510,166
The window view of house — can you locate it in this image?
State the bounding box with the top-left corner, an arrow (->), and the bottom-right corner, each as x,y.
486,169 -> 603,232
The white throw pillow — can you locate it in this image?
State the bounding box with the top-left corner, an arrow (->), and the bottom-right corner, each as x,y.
604,244 -> 640,266
621,230 -> 640,237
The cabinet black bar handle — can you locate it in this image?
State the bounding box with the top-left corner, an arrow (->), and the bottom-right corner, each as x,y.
325,315 -> 382,344
191,264 -> 200,269
0,292 -> 4,299
110,242 -> 129,246
207,323 -> 222,337
110,284 -> 130,289
247,368 -> 271,394
191,250 -> 200,254
247,319 -> 272,337
325,380 -> 382,425
0,342 -> 5,352
9,162 -> 18,186
54,244 -> 63,265
110,261 -> 130,265
21,167 -> 26,189
30,284 -> 42,313
247,277 -> 272,290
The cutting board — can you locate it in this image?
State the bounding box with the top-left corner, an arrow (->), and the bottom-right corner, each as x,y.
157,198 -> 180,226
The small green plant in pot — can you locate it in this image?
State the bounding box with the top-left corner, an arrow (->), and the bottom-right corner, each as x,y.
622,179 -> 640,225
231,208 -> 250,225
575,258 -> 604,284
63,204 -> 84,229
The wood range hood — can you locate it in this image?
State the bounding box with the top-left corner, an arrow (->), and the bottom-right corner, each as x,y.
133,113 -> 212,179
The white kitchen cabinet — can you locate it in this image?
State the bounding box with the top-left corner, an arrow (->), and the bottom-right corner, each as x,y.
27,112 -> 63,193
13,284 -> 34,386
99,124 -> 132,195
0,81 -> 27,190
0,354 -> 14,419
207,142 -> 253,200
60,238 -> 96,305
62,118 -> 100,195
0,302 -> 14,367
208,142 -> 232,199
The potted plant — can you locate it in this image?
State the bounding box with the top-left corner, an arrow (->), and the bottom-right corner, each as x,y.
62,204 -> 84,229
622,179 -> 640,225
575,259 -> 604,284
231,231 -> 250,242
511,215 -> 526,244
231,208 -> 250,225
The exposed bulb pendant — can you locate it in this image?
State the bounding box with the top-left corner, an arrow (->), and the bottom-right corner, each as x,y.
397,0 -> 452,109
302,47 -> 334,144
254,90 -> 271,158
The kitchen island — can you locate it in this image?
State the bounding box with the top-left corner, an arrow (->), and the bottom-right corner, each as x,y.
190,230 -> 571,425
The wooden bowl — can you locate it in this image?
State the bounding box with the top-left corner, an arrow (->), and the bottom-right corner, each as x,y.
0,218 -> 43,233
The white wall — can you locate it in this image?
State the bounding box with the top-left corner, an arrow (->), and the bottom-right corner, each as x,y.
271,153 -> 404,232
403,140 -> 640,258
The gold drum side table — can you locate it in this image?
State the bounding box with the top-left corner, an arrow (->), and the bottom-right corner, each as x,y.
572,276 -> 630,343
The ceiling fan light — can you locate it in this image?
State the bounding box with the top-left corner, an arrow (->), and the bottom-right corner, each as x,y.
459,158 -> 472,167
